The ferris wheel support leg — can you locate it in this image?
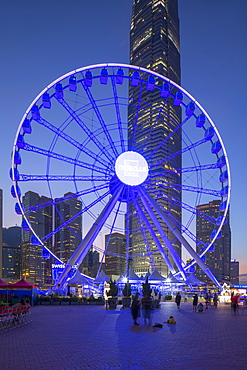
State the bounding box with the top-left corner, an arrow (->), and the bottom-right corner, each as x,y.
137,189 -> 186,280
134,199 -> 175,274
52,184 -> 124,291
139,186 -> 222,290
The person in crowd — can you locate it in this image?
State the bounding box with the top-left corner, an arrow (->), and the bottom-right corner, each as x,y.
213,293 -> 218,308
175,292 -> 181,309
204,292 -> 209,309
192,293 -> 198,312
141,294 -> 153,326
231,293 -> 239,315
197,302 -> 203,313
131,293 -> 141,326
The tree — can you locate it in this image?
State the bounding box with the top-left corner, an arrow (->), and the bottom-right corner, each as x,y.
142,276 -> 151,297
122,282 -> 131,297
107,280 -> 118,298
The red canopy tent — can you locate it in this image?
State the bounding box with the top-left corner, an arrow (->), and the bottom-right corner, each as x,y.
0,279 -> 9,289
8,279 -> 36,289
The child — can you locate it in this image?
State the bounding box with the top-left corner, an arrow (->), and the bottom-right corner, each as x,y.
197,302 -> 203,313
164,316 -> 176,324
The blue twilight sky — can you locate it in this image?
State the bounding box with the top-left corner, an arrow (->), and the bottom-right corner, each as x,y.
0,1 -> 246,277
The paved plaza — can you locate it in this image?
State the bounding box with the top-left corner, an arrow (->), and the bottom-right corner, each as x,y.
1,301 -> 247,370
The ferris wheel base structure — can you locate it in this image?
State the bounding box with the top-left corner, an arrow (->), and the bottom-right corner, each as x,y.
10,63 -> 230,292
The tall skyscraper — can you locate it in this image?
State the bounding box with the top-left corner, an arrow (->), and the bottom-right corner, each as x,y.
230,260 -> 239,285
81,247 -> 100,277
128,0 -> 181,276
196,200 -> 231,283
21,191 -> 53,287
2,226 -> 21,280
105,232 -> 126,279
54,192 -> 82,263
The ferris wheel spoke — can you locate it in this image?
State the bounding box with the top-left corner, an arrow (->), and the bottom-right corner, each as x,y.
99,200 -> 124,276
41,188 -> 111,243
52,184 -> 124,290
147,115 -> 190,162
80,80 -> 119,158
166,210 -> 205,247
111,76 -> 126,153
149,163 -> 219,177
21,142 -> 110,175
155,190 -> 217,225
147,180 -> 222,197
133,197 -> 171,272
137,188 -> 185,277
139,186 -> 221,288
150,137 -> 208,170
18,174 -> 109,182
132,197 -> 155,269
32,116 -> 110,169
24,184 -> 109,214
56,98 -> 115,163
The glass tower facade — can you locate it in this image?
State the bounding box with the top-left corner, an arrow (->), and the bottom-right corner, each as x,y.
128,0 -> 181,276
54,192 -> 82,263
21,191 -> 53,287
196,200 -> 231,283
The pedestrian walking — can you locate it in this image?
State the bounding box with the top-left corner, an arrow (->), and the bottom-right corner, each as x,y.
141,294 -> 153,326
175,292 -> 181,309
231,293 -> 239,315
131,292 -> 141,326
204,292 -> 209,309
213,293 -> 218,308
192,293 -> 198,312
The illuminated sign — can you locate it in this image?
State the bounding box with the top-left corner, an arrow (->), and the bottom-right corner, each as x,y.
115,151 -> 148,186
233,285 -> 247,289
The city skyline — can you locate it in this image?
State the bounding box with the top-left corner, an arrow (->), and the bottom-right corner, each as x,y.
0,1 -> 246,280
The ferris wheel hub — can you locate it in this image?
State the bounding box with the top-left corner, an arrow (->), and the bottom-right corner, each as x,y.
115,151 -> 149,186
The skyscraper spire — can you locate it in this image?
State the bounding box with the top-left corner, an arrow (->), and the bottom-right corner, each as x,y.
128,0 -> 182,277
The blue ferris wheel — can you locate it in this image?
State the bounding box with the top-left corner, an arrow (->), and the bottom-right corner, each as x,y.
11,63 -> 230,290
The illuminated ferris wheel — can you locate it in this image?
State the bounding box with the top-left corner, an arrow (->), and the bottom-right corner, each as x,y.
11,63 -> 230,290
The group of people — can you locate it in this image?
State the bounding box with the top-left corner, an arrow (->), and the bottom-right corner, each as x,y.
131,293 -> 153,326
192,292 -> 219,312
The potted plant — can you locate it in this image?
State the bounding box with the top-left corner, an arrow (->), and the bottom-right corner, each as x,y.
164,294 -> 172,301
107,280 -> 118,309
122,282 -> 131,308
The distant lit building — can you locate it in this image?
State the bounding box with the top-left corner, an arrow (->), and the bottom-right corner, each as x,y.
105,233 -> 126,279
196,200 -> 231,283
21,191 -> 53,287
230,260 -> 239,285
2,226 -> 21,280
128,0 -> 181,276
54,192 -> 82,263
81,247 -> 100,278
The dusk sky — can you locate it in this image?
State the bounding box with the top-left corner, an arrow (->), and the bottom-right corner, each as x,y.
1,1 -> 246,279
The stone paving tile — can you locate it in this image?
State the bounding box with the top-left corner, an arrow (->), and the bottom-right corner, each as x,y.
1,302 -> 247,370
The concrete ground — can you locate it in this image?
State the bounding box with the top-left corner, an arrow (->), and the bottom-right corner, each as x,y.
1,301 -> 246,370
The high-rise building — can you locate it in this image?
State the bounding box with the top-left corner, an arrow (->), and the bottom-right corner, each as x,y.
2,226 -> 21,280
105,232 -> 126,279
54,192 -> 82,263
128,0 -> 181,276
230,260 -> 239,285
196,200 -> 231,283
81,247 -> 100,277
21,191 -> 53,287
